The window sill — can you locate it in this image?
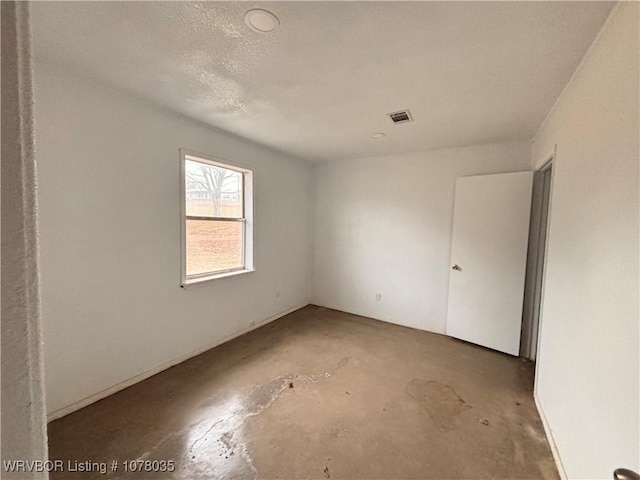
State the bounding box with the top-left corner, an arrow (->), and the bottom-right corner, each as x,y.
181,268 -> 255,289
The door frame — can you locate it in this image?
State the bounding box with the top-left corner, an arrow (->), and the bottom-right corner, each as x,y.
530,148 -> 556,373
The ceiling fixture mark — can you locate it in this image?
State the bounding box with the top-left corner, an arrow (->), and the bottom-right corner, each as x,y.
244,9 -> 280,33
388,110 -> 413,124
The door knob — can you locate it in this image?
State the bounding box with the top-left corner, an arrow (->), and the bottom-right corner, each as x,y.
614,469 -> 640,480
452,264 -> 461,271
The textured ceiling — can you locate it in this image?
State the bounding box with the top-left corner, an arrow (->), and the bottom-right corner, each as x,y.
31,2 -> 614,162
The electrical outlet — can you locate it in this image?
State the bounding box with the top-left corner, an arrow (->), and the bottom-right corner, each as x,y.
249,320 -> 256,327
375,293 -> 382,301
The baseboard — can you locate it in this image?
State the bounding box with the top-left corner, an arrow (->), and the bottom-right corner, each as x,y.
47,304 -> 309,422
534,394 -> 568,480
310,302 -> 429,333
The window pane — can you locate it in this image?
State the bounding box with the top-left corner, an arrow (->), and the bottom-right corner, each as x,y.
186,220 -> 243,276
185,159 -> 243,218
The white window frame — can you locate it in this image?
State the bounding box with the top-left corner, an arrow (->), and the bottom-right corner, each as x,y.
180,149 -> 254,287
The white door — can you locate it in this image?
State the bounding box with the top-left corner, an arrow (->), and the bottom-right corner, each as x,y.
446,171 -> 533,356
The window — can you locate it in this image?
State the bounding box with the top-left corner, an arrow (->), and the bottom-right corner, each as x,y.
181,150 -> 253,286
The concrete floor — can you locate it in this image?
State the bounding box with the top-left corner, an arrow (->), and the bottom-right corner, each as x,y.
48,306 -> 559,479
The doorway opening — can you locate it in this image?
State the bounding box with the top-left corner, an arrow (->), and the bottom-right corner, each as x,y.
520,159 -> 553,360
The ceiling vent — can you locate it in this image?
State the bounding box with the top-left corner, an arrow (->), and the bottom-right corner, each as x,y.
388,109 -> 413,124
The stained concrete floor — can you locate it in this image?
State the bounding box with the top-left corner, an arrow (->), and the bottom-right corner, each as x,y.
48,306 -> 559,479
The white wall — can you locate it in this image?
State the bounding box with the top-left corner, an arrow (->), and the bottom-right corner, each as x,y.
312,142 -> 530,333
1,2 -> 49,475
33,58 -> 312,417
532,3 -> 639,478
